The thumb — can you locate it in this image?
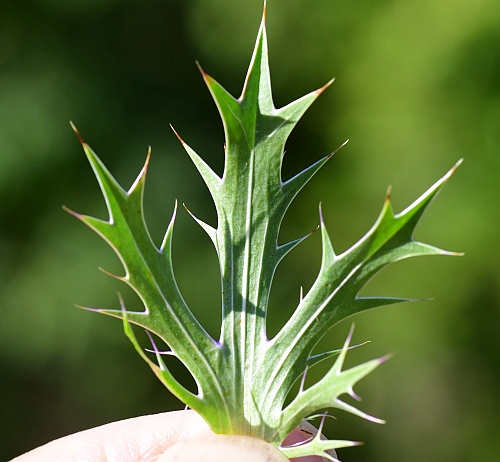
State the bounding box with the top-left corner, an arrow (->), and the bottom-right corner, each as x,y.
157,435 -> 289,462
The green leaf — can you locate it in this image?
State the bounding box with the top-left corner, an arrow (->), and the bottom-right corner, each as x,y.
69,4 -> 461,458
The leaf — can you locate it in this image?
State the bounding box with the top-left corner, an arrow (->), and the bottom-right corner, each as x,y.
69,3 -> 461,458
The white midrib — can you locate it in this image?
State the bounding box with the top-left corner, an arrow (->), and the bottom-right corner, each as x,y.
241,149 -> 255,429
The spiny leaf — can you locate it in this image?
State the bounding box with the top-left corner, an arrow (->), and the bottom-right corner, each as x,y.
69,3 -> 461,459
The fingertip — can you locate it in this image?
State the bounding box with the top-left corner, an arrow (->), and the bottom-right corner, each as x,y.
158,435 -> 289,462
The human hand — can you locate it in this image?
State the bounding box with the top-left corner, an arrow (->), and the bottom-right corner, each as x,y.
11,410 -> 330,461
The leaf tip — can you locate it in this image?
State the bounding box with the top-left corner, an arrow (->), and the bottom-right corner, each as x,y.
70,121 -> 86,146
182,202 -> 191,214
348,386 -> 362,402
377,353 -> 393,365
451,250 -> 465,257
385,184 -> 393,203
195,60 -> 208,78
75,304 -> 103,314
170,124 -> 186,146
345,323 -> 356,346
98,266 -> 126,282
316,77 -> 335,96
62,205 -> 80,219
328,139 -> 349,159
448,158 -> 464,178
318,202 -> 325,226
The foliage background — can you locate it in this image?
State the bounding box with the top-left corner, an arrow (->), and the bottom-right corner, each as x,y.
1,0 -> 498,460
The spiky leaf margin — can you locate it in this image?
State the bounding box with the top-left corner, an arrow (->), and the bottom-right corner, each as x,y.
67,3 -> 461,458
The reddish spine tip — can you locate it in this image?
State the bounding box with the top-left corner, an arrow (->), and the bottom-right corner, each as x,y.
98,267 -> 125,281
378,353 -> 394,364
75,305 -> 102,313
169,124 -> 186,145
316,77 -> 335,95
195,60 -> 207,77
62,205 -> 82,219
182,202 -> 193,216
447,158 -> 464,179
143,146 -> 152,170
196,61 -> 215,88
329,139 -> 349,158
69,121 -> 86,145
385,185 -> 393,202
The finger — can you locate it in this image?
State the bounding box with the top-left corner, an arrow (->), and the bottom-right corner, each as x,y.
11,410 -> 213,462
157,435 -> 289,462
158,422 -> 325,462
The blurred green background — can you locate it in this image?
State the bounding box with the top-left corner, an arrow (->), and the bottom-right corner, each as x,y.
1,0 -> 499,460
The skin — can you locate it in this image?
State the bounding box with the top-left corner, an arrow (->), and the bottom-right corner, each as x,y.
11,410 -> 324,462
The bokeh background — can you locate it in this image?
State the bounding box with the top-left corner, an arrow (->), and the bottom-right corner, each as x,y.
1,0 -> 499,460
